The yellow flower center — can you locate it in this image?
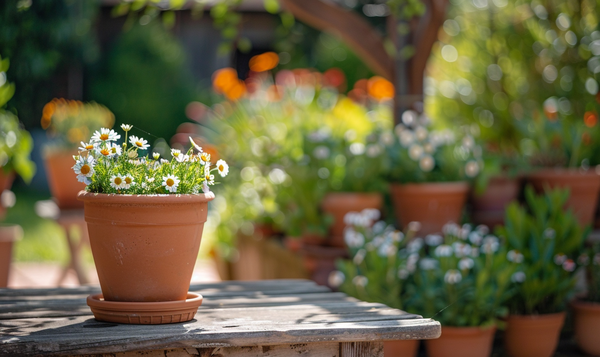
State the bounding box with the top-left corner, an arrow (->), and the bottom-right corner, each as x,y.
201,154 -> 210,162
85,144 -> 94,150
219,164 -> 224,171
166,178 -> 174,186
81,165 -> 90,175
135,141 -> 143,147
110,147 -> 118,153
100,133 -> 109,141
100,148 -> 110,156
114,177 -> 122,185
125,177 -> 132,184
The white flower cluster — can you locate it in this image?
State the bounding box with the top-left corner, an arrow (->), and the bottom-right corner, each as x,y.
72,125 -> 229,194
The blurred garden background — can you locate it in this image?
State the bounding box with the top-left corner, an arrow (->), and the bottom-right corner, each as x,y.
2,0 -> 600,354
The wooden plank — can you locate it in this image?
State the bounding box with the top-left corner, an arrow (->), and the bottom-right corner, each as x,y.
340,342 -> 383,357
74,344 -> 339,357
0,315 -> 439,356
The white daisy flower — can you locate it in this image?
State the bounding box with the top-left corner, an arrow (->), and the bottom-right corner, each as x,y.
96,145 -> 114,158
110,175 -> 125,190
216,159 -> 229,177
175,153 -> 190,163
328,271 -> 345,287
162,174 -> 180,193
78,141 -> 96,152
171,149 -> 182,160
189,136 -> 203,153
444,269 -> 462,285
205,171 -> 215,185
199,152 -> 211,165
108,143 -> 122,156
91,128 -> 120,143
419,155 -> 435,172
352,275 -> 368,288
123,175 -> 135,189
152,152 -> 160,160
129,135 -> 150,150
72,155 -> 95,185
120,124 -> 133,132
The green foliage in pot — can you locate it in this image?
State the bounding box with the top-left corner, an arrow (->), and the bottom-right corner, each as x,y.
407,223 -> 516,327
205,66 -> 392,239
384,111 -> 482,184
0,55 -> 35,183
497,186 -> 588,314
332,209 -> 418,311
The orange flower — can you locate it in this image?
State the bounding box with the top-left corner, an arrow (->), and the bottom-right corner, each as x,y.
582,132 -> 592,146
584,111 -> 597,128
249,52 -> 279,73
224,80 -> 247,101
323,68 -> 346,89
367,76 -> 394,101
212,68 -> 238,94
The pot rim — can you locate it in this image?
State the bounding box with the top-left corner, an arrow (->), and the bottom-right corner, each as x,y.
440,325 -> 497,334
571,299 -> 600,311
528,168 -> 600,178
505,311 -> 566,321
390,181 -> 470,192
78,190 -> 215,204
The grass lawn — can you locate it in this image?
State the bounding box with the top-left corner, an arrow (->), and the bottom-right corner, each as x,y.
3,187 -> 76,263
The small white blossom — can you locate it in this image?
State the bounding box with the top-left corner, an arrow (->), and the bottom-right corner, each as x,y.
481,236 -> 499,254
398,268 -> 410,280
544,228 -> 556,239
153,152 -> 160,160
409,144 -> 424,161
344,228 -> 365,248
129,135 -> 150,150
435,244 -> 453,257
419,155 -> 435,172
420,258 -> 438,270
120,124 -> 133,132
458,258 -> 474,270
426,234 -> 443,246
408,221 -> 421,232
407,238 -> 424,253
110,175 -> 125,190
189,136 -> 203,152
328,271 -> 345,288
353,249 -> 367,265
216,159 -> 229,177
162,174 -> 180,193
78,141 -> 96,152
475,225 -> 489,235
468,232 -> 483,245
507,250 -> 524,263
452,242 -> 472,258
443,222 -> 460,236
91,128 -> 120,143
313,145 -> 330,159
444,269 -> 462,284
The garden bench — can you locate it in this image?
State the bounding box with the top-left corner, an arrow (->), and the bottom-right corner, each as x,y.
0,279 -> 440,356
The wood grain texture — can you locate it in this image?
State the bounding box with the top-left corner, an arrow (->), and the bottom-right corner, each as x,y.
340,342 -> 384,357
0,280 -> 440,356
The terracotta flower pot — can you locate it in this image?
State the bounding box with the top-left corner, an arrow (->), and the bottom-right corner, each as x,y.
390,182 -> 469,236
321,192 -> 383,247
528,169 -> 600,226
425,325 -> 496,357
0,224 -> 23,288
78,191 -> 214,302
504,312 -> 566,357
45,150 -> 86,209
0,170 -> 15,220
383,339 -> 419,357
471,176 -> 520,229
571,300 -> 600,356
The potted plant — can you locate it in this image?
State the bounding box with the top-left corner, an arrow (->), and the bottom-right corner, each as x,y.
407,222 -> 516,357
331,208 -> 422,357
497,186 -> 587,357
41,98 -> 114,208
571,243 -> 600,356
0,54 -> 33,287
384,112 -> 482,235
74,124 -> 229,324
0,54 -> 35,206
520,105 -> 600,226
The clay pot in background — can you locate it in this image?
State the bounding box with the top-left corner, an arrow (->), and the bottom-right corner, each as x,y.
503,312 -> 566,357
390,182 -> 469,236
425,326 -> 496,357
528,169 -> 600,226
321,192 -> 383,247
44,150 -> 86,209
571,300 -> 600,356
383,339 -> 419,357
0,170 -> 15,220
471,176 -> 521,230
0,224 -> 23,287
78,191 -> 214,302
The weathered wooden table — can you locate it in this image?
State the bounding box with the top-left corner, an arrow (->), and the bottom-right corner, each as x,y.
0,279 -> 440,356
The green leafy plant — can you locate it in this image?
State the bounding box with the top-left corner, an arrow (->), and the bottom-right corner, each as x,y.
205,65 -> 392,238
41,98 -> 115,152
584,243 -> 600,303
497,186 -> 588,315
0,54 -> 35,183
73,125 -> 229,194
332,209 -> 418,311
384,112 -> 482,184
408,223 -> 516,327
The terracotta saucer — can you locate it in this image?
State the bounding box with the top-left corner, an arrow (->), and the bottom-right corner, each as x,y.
87,292 -> 203,324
